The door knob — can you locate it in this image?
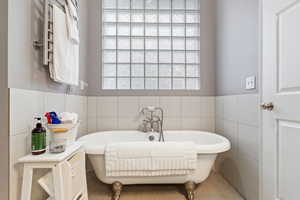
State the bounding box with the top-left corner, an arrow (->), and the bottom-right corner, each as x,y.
261,102 -> 274,111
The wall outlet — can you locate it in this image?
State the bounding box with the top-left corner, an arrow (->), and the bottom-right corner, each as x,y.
79,80 -> 88,90
245,76 -> 256,90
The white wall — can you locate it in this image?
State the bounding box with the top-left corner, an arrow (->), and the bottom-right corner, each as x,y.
87,96 -> 216,132
216,0 -> 259,95
215,94 -> 260,200
9,88 -> 88,200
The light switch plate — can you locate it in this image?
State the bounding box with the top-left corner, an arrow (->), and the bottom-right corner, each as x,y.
79,80 -> 88,90
245,76 -> 256,90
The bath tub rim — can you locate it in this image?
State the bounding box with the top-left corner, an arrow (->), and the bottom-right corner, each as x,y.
79,130 -> 230,155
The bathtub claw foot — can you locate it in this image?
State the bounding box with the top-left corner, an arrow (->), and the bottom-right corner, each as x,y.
112,182 -> 122,200
185,181 -> 196,200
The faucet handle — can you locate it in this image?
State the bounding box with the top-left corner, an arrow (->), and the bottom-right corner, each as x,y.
141,120 -> 149,132
152,115 -> 160,122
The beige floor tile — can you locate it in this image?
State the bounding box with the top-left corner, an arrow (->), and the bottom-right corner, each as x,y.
87,172 -> 244,200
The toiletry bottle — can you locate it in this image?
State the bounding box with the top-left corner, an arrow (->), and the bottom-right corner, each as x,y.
32,117 -> 46,155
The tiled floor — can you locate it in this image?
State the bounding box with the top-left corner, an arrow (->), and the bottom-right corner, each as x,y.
87,172 -> 244,200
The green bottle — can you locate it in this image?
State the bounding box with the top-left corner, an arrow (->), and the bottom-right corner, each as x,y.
31,117 -> 46,155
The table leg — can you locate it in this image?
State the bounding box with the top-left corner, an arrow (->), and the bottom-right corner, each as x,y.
21,165 -> 33,200
52,165 -> 65,200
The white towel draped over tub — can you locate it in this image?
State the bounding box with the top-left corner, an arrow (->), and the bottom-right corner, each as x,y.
105,142 -> 197,177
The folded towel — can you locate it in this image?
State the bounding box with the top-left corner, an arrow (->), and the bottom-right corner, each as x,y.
60,112 -> 79,124
105,142 -> 197,177
66,0 -> 80,43
52,5 -> 79,86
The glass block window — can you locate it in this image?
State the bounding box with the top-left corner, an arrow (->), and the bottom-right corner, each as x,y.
102,0 -> 200,90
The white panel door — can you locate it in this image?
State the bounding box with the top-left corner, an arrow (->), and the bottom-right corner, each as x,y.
262,0 -> 300,199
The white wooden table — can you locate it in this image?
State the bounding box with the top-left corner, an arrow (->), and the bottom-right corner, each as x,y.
18,142 -> 86,200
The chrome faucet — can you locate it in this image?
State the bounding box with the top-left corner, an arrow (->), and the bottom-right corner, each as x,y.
140,106 -> 165,142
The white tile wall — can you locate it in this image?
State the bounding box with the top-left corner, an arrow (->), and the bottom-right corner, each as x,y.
182,97 -> 202,117
97,97 -> 118,117
65,94 -> 88,138
87,96 -> 216,132
215,94 -> 260,200
118,97 -> 140,118
10,89 -> 44,135
159,97 -> 181,118
9,88 -> 88,200
139,96 -> 160,108
87,97 -> 97,118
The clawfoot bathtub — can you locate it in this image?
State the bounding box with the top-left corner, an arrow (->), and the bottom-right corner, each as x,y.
79,130 -> 230,200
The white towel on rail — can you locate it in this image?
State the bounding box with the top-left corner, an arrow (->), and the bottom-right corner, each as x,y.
105,142 -> 197,177
52,5 -> 79,86
65,0 -> 80,44
67,0 -> 78,20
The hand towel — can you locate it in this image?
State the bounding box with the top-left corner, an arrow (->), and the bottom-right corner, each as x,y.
60,112 -> 79,124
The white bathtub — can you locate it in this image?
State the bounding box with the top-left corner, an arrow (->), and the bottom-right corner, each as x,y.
79,130 -> 230,185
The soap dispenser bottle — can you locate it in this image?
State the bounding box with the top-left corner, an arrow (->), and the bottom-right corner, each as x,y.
31,117 -> 46,155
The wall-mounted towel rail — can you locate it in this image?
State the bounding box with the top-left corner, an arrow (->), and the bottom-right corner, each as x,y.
33,0 -> 79,61
42,0 -> 66,66
33,0 -> 65,63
